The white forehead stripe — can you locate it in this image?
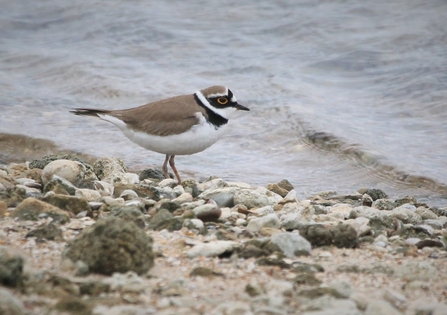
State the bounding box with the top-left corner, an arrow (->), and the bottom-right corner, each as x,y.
231,96 -> 237,102
195,91 -> 213,110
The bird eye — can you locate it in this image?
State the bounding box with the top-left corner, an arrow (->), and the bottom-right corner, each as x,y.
217,97 -> 228,105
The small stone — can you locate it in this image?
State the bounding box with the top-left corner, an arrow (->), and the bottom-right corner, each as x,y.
233,189 -> 271,209
43,175 -> 78,195
43,194 -> 91,215
93,157 -> 127,183
395,261 -> 438,281
363,189 -> 388,201
294,273 -> 322,286
267,183 -> 289,197
246,213 -> 280,233
190,267 -> 224,278
41,159 -> 88,186
110,205 -> 145,228
277,179 -> 294,192
11,197 -> 70,223
391,204 -> 422,224
26,223 -> 64,241
186,240 -> 240,258
199,187 -> 239,207
139,168 -> 165,181
172,192 -> 193,204
268,232 -> 312,257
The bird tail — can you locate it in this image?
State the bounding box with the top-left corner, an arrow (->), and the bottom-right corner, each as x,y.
70,108 -> 111,117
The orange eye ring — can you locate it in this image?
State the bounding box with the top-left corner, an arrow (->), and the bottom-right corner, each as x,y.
217,97 -> 228,105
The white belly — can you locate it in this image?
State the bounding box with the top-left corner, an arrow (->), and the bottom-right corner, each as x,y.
99,113 -> 225,155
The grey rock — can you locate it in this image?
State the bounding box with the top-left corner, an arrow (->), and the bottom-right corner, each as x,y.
147,209 -> 174,230
11,197 -> 70,223
63,217 -> 154,275
43,174 -> 78,195
391,204 -> 422,224
269,232 -> 311,257
299,224 -> 358,248
199,187 -> 239,207
26,223 -> 64,241
110,205 -> 146,228
415,206 -> 438,220
139,168 -> 165,181
247,213 -> 280,233
302,295 -> 360,315
233,189 -> 272,209
0,246 -> 24,287
43,193 -> 91,215
349,206 -> 391,221
93,157 -> 127,183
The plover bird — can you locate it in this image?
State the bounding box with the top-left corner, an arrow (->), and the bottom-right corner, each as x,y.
71,86 -> 249,183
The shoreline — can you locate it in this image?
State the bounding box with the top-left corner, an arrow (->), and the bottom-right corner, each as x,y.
1,154 -> 447,314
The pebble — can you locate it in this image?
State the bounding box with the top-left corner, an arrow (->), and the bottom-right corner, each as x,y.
1,157 -> 446,315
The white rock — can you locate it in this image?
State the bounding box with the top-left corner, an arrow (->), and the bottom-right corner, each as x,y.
186,240 -> 240,258
235,218 -> 247,226
0,287 -> 26,315
94,180 -> 115,196
42,159 -> 86,185
252,205 -> 275,216
391,204 -> 422,224
233,189 -> 272,209
188,219 -> 204,230
76,188 -> 102,202
172,193 -> 193,204
269,232 -> 312,257
246,213 -> 280,233
330,204 -> 353,219
199,187 -> 239,207
159,178 -> 177,188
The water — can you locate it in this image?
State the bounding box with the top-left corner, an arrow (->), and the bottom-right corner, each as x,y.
1,0 -> 447,205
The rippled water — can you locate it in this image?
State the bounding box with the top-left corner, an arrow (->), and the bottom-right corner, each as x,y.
1,0 -> 447,205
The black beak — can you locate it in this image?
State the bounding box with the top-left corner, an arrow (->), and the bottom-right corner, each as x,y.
235,103 -> 250,111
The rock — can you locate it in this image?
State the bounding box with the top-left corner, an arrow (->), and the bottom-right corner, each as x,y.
280,203 -> 315,230
43,194 -> 91,215
365,300 -> 402,315
42,159 -> 93,187
187,240 -> 240,258
26,223 -> 64,241
267,183 -> 289,197
246,213 -> 280,233
139,168 -> 166,181
43,175 -> 78,195
147,209 -> 174,230
391,204 -> 422,224
256,257 -> 291,268
0,246 -> 24,287
349,206 -> 391,221
63,217 -> 154,275
113,184 -> 159,200
277,179 -> 294,192
110,205 -> 146,228
93,157 -> 127,181
299,224 -> 358,248
267,232 -> 312,257
302,296 -> 361,315
172,192 -> 193,204
75,188 -> 102,201
190,267 -> 224,278
198,187 -> 239,207
11,197 -> 70,223
363,189 -> 387,201
415,207 -> 438,220
294,273 -> 322,286
181,179 -> 200,198
233,189 -> 272,209
53,296 -> 93,315
0,287 -> 27,315
193,201 -> 222,222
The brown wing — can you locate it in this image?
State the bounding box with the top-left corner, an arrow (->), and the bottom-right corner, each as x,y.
109,94 -> 208,136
